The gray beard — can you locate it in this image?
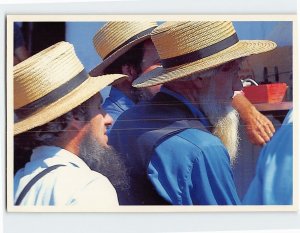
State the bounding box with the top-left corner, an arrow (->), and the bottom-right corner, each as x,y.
199,100 -> 240,165
79,133 -> 130,192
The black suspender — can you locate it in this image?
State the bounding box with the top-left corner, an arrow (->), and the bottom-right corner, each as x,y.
15,164 -> 66,205
137,119 -> 208,164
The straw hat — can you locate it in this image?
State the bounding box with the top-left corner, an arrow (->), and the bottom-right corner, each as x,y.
14,41 -> 126,135
132,21 -> 277,88
90,21 -> 158,76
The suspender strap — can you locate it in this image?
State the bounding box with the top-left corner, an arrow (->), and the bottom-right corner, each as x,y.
15,164 -> 66,205
136,119 -> 208,169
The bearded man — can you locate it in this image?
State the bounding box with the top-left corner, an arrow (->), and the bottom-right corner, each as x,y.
109,21 -> 277,205
13,41 -> 128,206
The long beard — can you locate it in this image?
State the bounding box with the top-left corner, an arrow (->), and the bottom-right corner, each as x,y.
211,108 -> 240,165
199,99 -> 240,165
79,133 -> 130,192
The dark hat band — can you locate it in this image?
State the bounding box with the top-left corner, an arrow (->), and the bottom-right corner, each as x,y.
103,26 -> 157,59
161,33 -> 239,69
15,69 -> 89,122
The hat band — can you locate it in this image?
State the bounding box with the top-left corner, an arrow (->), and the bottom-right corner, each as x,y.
103,26 -> 157,59
15,69 -> 88,121
161,33 -> 239,69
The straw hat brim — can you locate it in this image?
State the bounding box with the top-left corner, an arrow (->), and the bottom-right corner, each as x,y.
133,40 -> 277,88
14,73 -> 126,135
90,33 -> 152,76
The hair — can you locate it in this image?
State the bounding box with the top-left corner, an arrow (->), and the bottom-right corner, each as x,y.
103,39 -> 150,75
14,97 -> 95,173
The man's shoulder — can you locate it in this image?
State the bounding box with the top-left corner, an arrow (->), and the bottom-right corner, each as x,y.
156,128 -> 229,160
170,128 -> 222,148
154,128 -> 230,169
35,165 -> 114,196
112,101 -> 153,126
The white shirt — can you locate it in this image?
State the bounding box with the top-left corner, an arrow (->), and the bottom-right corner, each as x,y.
14,146 -> 118,207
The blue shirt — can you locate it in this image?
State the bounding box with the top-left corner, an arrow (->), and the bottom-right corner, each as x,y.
147,88 -> 240,205
102,87 -> 135,134
110,88 -> 240,205
243,109 -> 293,205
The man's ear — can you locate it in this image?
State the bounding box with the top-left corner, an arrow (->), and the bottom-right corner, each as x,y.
67,114 -> 86,131
192,77 -> 205,89
121,64 -> 138,82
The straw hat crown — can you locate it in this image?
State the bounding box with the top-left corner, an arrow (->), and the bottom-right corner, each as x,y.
93,21 -> 158,60
14,41 -> 84,109
90,21 -> 158,76
151,21 -> 236,60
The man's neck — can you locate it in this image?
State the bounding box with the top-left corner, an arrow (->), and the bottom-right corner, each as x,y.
163,79 -> 203,106
52,129 -> 85,157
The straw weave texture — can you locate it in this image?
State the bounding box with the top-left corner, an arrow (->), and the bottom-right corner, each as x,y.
14,73 -> 123,135
93,21 -> 157,59
152,21 -> 236,59
133,21 -> 277,88
14,41 -> 126,135
14,42 -> 84,109
90,21 -> 158,76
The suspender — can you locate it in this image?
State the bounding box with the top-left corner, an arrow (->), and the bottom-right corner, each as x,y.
15,164 -> 66,205
137,119 -> 208,165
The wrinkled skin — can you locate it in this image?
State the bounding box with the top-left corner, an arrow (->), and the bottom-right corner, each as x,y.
232,93 -> 275,145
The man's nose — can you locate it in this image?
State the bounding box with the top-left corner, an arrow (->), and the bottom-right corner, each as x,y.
104,113 -> 113,126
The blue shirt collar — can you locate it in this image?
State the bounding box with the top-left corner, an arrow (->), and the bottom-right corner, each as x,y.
109,86 -> 135,110
160,86 -> 212,129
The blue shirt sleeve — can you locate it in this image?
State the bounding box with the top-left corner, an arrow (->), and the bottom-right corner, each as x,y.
147,129 -> 241,205
243,112 -> 293,205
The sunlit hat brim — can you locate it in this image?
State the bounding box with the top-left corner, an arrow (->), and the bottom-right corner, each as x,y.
14,73 -> 125,135
133,40 -> 277,88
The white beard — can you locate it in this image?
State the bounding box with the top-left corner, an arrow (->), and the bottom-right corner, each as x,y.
199,99 -> 240,165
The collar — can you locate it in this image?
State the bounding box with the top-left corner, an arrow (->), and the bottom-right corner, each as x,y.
160,87 -> 212,129
109,86 -> 135,110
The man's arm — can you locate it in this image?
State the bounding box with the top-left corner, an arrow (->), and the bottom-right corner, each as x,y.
232,93 -> 275,145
